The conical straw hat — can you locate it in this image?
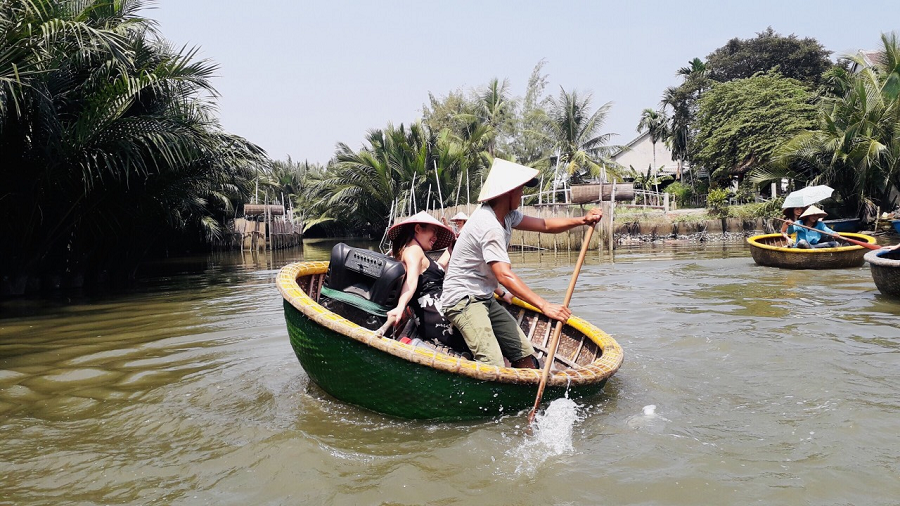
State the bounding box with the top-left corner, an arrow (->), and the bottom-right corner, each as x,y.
799,205 -> 828,219
477,159 -> 539,202
450,212 -> 468,221
387,211 -> 455,250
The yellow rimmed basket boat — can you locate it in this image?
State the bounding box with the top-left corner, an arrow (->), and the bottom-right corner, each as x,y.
747,233 -> 877,269
277,261 -> 624,420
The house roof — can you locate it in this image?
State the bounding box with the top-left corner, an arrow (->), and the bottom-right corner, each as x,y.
850,49 -> 884,74
612,130 -> 651,158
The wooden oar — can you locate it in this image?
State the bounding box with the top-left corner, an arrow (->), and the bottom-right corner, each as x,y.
527,224 -> 595,425
776,218 -> 881,250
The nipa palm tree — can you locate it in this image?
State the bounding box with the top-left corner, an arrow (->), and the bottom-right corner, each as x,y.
0,0 -> 266,285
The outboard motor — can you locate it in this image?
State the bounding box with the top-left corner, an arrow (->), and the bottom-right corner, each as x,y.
320,243 -> 406,330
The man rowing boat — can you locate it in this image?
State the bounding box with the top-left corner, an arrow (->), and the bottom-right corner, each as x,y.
441,158 -> 602,368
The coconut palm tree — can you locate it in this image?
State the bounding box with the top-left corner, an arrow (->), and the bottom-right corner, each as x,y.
661,58 -> 710,185
636,108 -> 669,190
546,87 -> 621,185
476,78 -> 515,156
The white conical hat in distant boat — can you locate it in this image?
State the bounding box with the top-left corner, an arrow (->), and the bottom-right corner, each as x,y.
800,205 -> 828,219
387,211 -> 455,250
450,212 -> 468,222
477,158 -> 539,202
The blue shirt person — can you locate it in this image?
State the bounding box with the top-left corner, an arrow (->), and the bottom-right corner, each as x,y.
787,206 -> 837,249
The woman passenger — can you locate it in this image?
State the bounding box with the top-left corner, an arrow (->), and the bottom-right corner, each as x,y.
386,212 -> 469,353
780,206 -> 806,245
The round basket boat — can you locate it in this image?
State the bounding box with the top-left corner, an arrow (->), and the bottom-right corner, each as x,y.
865,248 -> 900,297
277,261 -> 624,420
746,233 -> 877,269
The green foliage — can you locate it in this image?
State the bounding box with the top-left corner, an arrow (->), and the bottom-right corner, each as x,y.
663,182 -> 694,205
726,203 -> 767,219
630,165 -> 672,190
509,60 -> 554,166
421,89 -> 477,139
301,121 -> 492,237
547,88 -> 622,184
693,71 -> 818,185
661,58 -> 709,172
733,179 -> 757,204
0,0 -> 266,282
760,196 -> 787,218
706,188 -> 731,218
759,33 -> 900,215
705,27 -> 832,87
305,63 -> 621,234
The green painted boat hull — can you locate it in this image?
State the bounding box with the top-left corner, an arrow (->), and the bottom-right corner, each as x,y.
284,300 -> 606,420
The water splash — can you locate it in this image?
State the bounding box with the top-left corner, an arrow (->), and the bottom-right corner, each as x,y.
508,397 -> 583,476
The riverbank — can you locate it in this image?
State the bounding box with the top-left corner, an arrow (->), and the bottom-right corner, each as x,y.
504,204 -> 895,250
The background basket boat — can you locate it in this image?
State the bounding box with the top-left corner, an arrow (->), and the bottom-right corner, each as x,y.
746,233 -> 876,269
823,218 -> 861,233
865,248 -> 900,297
277,261 -> 624,420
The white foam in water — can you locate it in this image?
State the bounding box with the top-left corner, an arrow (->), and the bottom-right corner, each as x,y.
625,404 -> 669,432
509,397 -> 583,476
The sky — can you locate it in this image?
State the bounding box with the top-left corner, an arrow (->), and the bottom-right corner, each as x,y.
151,0 -> 897,166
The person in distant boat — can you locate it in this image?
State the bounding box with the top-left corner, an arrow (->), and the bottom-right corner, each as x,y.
386,212 -> 468,353
441,158 -> 602,369
785,206 -> 838,249
780,206 -> 807,244
449,212 -> 468,236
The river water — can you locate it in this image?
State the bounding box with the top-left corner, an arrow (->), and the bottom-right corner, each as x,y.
1,240 -> 899,505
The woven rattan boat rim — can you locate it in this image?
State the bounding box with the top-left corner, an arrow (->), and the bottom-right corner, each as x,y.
864,249 -> 900,267
747,233 -> 876,253
277,261 -> 623,387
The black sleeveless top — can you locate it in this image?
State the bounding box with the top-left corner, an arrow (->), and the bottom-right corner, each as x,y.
410,255 -> 467,352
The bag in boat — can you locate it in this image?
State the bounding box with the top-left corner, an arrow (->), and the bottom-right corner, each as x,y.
320,243 -> 406,330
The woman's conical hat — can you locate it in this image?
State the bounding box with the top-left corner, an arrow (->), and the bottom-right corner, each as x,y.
387,211 -> 455,250
477,159 -> 539,202
799,205 -> 828,219
450,212 -> 468,222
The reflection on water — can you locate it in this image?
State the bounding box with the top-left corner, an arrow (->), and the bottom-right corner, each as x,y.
1,240 -> 899,504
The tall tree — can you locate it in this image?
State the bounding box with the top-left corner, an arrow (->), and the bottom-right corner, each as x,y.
705,27 -> 832,87
474,78 -> 516,156
547,87 -> 621,185
693,72 -> 818,186
759,33 -> 900,215
636,108 -> 669,188
661,58 -> 709,181
509,59 -> 553,166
